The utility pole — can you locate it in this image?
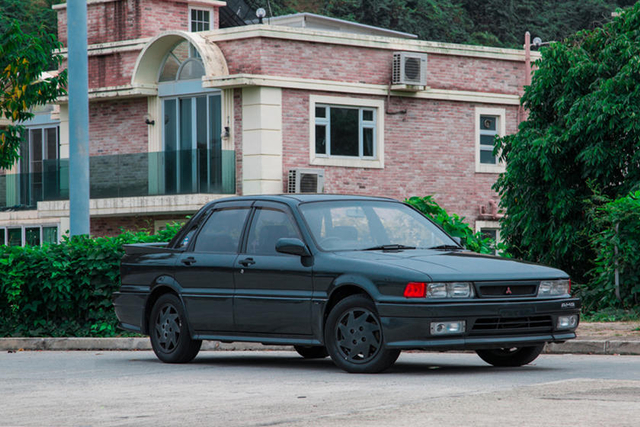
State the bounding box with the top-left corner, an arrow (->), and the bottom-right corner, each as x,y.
67,0 -> 90,236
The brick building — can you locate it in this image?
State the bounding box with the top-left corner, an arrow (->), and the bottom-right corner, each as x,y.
0,0 -> 537,245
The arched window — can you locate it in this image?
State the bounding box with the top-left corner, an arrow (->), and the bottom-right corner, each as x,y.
158,41 -> 205,82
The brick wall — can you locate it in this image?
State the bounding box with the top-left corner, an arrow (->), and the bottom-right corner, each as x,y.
56,0 -> 208,47
281,88 -> 519,224
89,99 -> 148,156
217,39 -> 526,94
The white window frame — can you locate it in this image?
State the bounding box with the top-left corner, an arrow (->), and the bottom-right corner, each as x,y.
0,224 -> 59,247
188,7 -> 213,33
475,220 -> 501,255
475,107 -> 506,173
309,95 -> 384,169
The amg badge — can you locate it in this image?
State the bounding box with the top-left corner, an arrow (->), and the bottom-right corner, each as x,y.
561,302 -> 576,309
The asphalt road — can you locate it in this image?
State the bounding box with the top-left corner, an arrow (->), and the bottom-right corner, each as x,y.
1,350 -> 639,427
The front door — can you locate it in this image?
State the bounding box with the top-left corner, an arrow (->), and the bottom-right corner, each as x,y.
233,202 -> 314,335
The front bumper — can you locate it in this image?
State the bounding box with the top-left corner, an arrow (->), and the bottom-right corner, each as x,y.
377,298 -> 581,350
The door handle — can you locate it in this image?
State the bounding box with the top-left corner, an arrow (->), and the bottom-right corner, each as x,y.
239,258 -> 255,267
181,256 -> 197,266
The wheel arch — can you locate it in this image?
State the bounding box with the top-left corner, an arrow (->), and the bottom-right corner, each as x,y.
142,278 -> 183,335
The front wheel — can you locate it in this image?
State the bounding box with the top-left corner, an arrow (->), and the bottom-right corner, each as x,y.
475,344 -> 545,367
324,295 -> 400,373
149,293 -> 202,363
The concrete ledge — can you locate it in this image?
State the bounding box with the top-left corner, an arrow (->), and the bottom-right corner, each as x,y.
2,338 -> 639,355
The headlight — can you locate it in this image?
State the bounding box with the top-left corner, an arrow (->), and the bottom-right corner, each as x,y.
538,279 -> 571,297
427,282 -> 474,298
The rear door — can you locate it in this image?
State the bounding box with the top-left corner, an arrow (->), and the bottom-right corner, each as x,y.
233,201 -> 314,335
177,201 -> 252,333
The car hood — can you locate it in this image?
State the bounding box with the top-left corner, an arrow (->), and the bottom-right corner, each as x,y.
335,249 -> 567,282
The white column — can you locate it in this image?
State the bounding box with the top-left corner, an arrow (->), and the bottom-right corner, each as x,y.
241,87 -> 283,195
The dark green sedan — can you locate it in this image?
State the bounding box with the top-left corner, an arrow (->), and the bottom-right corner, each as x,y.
114,195 -> 580,373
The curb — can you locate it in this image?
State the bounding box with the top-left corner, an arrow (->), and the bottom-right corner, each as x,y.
1,337 -> 639,355
0,338 -> 289,352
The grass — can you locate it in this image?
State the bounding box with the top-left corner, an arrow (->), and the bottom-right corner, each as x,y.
581,307 -> 640,322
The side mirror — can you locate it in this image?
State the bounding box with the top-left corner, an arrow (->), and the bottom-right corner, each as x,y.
452,236 -> 463,246
276,238 -> 311,257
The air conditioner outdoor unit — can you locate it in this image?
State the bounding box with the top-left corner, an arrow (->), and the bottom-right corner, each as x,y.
392,52 -> 428,87
288,169 -> 325,193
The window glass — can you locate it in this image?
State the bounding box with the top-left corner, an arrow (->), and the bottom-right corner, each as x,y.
246,208 -> 300,255
43,227 -> 58,245
178,226 -> 198,248
300,201 -> 455,251
194,208 -> 249,253
159,41 -> 203,82
25,227 -> 40,246
315,125 -> 326,154
479,115 -> 499,165
8,228 -> 22,247
0,228 -> 5,245
191,9 -> 210,32
315,105 -> 377,158
330,107 -> 359,156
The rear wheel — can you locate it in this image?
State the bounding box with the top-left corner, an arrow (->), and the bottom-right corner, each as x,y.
324,295 -> 400,373
149,294 -> 201,363
475,344 -> 545,367
294,345 -> 329,359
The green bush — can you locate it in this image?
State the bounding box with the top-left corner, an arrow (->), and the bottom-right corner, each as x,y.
581,191 -> 640,311
0,223 -> 181,337
405,196 -> 506,256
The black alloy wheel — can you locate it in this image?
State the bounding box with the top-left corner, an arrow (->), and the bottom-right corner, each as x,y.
325,295 -> 400,373
294,345 -> 329,359
149,293 -> 202,363
475,344 -> 545,367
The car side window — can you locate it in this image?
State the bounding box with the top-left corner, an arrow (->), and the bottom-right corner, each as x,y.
193,208 -> 249,253
246,207 -> 300,255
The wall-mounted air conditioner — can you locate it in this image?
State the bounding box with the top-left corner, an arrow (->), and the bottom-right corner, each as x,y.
392,52 -> 428,89
288,169 -> 325,193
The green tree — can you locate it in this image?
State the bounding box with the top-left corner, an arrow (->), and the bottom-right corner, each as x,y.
0,21 -> 66,169
0,0 -> 59,36
493,3 -> 640,283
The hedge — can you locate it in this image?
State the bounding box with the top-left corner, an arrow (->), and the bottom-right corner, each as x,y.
0,225 -> 181,337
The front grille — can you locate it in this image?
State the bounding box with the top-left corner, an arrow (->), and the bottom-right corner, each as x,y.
476,280 -> 539,298
470,316 -> 553,335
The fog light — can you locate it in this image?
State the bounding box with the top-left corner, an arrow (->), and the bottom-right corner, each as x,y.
557,315 -> 579,330
430,321 -> 466,336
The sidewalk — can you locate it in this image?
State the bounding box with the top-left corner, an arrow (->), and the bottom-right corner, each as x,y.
1,322 -> 639,354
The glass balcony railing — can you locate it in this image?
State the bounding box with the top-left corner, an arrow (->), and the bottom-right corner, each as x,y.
0,149 -> 236,210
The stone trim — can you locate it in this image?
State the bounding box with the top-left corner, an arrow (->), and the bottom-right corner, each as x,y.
205,74 -> 521,106
205,25 -> 541,62
36,194 -> 233,218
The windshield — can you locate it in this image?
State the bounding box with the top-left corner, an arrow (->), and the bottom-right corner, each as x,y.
299,200 -> 457,251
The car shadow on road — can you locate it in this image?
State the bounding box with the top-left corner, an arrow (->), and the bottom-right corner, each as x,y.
132,351 -> 561,375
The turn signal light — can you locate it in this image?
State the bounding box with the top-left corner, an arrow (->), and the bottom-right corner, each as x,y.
404,282 -> 426,298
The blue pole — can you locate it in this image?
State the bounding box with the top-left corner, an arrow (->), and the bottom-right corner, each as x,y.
67,0 -> 90,236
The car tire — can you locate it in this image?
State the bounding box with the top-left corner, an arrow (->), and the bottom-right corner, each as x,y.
149,293 -> 202,363
324,294 -> 400,373
475,344 -> 545,367
294,345 -> 329,359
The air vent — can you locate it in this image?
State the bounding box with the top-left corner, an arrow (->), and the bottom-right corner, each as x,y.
288,169 -> 324,193
392,52 -> 428,88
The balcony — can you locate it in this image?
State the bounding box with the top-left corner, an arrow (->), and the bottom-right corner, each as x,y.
0,149 -> 236,211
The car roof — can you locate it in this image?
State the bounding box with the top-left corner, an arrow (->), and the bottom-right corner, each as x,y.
203,194 -> 399,210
